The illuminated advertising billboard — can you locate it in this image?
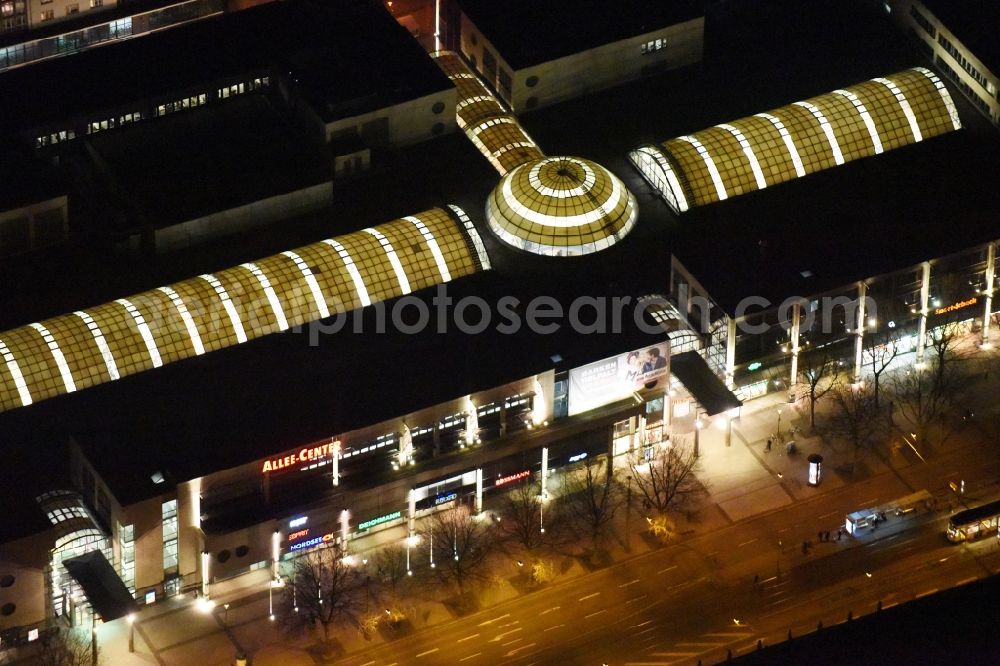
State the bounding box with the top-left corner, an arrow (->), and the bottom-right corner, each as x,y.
568,342 -> 669,416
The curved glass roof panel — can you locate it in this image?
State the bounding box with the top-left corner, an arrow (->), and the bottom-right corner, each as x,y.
630,68 -> 962,213
487,156 -> 638,257
431,50 -> 544,175
0,207 -> 490,413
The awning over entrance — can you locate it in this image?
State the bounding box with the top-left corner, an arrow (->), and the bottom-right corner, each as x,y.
63,550 -> 138,621
670,351 -> 742,416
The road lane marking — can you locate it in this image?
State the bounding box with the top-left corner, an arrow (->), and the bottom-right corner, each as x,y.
632,620 -> 654,628
819,511 -> 836,519
543,624 -> 564,632
650,652 -> 699,657
579,592 -> 601,601
457,633 -> 479,643
619,578 -> 641,587
636,627 -> 657,636
539,606 -> 560,615
676,642 -> 722,647
956,576 -> 978,586
738,539 -> 757,547
502,638 -> 523,647
504,643 -> 536,657
490,628 -> 522,642
459,653 -> 481,662
626,594 -> 648,604
416,648 -> 440,658
478,613 -> 509,626
916,588 -> 938,598
703,632 -> 752,638
585,609 -> 607,619
361,662 -> 376,666
658,565 -> 678,574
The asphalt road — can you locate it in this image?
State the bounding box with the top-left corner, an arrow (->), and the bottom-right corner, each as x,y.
336,441 -> 1000,666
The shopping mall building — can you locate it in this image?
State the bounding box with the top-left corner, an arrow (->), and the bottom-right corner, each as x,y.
0,0 -> 998,647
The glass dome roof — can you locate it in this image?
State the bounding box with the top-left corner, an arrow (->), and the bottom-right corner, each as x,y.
486,156 -> 638,257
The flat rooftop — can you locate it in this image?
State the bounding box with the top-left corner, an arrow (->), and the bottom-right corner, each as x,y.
456,0 -> 704,69
0,151 -> 64,211
0,0 -> 451,137
921,0 -> 1000,75
87,95 -> 330,233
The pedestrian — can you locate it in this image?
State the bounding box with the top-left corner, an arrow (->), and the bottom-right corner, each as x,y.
753,574 -> 759,586
826,530 -> 831,541
766,438 -> 772,453
818,531 -> 823,542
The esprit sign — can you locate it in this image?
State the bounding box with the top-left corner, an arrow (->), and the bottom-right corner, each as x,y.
262,440 -> 340,473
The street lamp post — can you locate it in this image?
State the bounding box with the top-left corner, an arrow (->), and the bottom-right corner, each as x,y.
127,613 -> 135,653
91,613 -> 97,665
776,407 -> 783,440
625,477 -> 632,551
694,416 -> 702,458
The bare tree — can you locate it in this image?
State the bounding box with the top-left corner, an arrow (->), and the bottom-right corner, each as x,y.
497,480 -> 549,551
889,361 -> 956,446
371,544 -> 411,598
829,384 -> 885,467
282,542 -> 371,641
798,350 -> 842,428
560,457 -> 622,551
428,504 -> 498,594
627,439 -> 703,516
35,628 -> 99,666
927,322 -> 970,387
862,329 -> 900,407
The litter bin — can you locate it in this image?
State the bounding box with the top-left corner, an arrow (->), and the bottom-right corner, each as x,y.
235,653 -> 247,666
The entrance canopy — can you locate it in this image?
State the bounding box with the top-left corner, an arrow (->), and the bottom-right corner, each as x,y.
63,550 -> 137,621
670,351 -> 741,416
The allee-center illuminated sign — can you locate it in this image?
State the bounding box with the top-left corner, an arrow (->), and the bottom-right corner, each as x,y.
262,440 -> 340,473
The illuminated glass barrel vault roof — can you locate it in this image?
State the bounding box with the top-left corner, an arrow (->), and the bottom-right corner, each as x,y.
0,207 -> 490,413
487,156 -> 639,257
431,50 -> 544,175
629,68 -> 963,213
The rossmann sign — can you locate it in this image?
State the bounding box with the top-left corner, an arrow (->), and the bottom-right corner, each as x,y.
262,440 -> 339,473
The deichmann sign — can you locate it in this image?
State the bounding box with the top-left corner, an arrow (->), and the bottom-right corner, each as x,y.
934,297 -> 977,316
495,470 -> 530,487
357,511 -> 402,531
567,342 -> 669,416
262,440 -> 340,473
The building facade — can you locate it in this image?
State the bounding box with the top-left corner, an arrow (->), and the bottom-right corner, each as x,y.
885,0 -> 1000,126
